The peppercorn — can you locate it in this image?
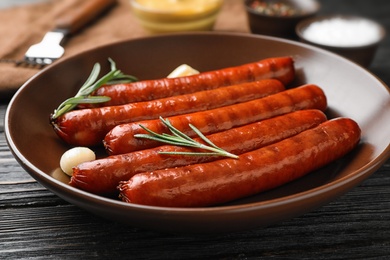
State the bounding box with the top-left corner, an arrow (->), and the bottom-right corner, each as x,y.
249,0 -> 303,17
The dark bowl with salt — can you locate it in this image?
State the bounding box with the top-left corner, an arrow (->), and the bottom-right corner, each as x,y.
296,15 -> 386,66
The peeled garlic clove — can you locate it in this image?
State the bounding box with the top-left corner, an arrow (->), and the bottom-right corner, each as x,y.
60,147 -> 96,176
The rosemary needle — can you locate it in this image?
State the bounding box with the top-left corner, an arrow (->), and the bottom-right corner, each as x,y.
135,117 -> 239,159
51,58 -> 137,120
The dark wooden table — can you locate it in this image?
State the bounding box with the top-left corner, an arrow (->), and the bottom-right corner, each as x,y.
1,0 -> 389,259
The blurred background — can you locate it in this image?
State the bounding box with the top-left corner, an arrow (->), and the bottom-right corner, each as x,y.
0,0 -> 388,95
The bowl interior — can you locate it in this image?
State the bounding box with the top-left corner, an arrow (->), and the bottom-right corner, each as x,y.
296,15 -> 386,66
5,32 -> 390,233
244,0 -> 320,38
130,0 -> 223,18
245,0 -> 320,18
296,15 -> 386,47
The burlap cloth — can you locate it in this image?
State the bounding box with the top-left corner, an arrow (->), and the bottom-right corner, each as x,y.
0,0 -> 248,101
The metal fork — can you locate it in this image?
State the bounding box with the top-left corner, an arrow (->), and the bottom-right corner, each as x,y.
22,0 -> 116,67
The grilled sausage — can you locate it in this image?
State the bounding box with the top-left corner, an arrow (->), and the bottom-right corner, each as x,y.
93,56 -> 295,106
70,110 -> 327,195
104,84 -> 327,155
51,79 -> 285,147
118,117 -> 361,207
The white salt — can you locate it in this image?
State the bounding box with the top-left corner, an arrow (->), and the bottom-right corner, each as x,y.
302,17 -> 382,47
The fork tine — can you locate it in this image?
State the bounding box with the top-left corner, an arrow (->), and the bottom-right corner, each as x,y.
20,59 -> 47,68
0,58 -> 46,68
24,57 -> 55,66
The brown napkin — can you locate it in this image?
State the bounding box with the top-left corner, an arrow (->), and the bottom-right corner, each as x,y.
0,0 -> 248,101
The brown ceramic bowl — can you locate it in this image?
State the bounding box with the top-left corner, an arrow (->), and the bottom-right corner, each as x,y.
244,0 -> 320,38
296,15 -> 386,67
5,32 -> 390,234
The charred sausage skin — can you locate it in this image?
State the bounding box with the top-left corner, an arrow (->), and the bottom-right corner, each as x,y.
70,109 -> 327,195
51,79 -> 285,147
118,118 -> 361,207
104,84 -> 327,155
93,56 -> 295,106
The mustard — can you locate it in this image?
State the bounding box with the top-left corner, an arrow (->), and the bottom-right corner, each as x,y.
134,0 -> 222,15
131,0 -> 223,33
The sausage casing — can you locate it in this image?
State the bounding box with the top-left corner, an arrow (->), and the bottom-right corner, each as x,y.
51,79 -> 284,147
70,109 -> 327,195
118,117 -> 361,207
93,56 -> 295,106
104,84 -> 327,155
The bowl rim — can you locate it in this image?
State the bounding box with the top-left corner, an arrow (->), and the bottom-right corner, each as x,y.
244,0 -> 321,19
130,0 -> 223,16
296,14 -> 387,49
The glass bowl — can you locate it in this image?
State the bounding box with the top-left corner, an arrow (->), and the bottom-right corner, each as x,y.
130,0 -> 224,33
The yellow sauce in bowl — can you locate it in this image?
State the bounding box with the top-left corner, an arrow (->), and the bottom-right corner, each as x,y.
131,0 -> 224,33
135,0 -> 221,14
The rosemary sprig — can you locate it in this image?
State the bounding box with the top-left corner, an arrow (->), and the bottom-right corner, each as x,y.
51,58 -> 137,120
135,117 -> 239,159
